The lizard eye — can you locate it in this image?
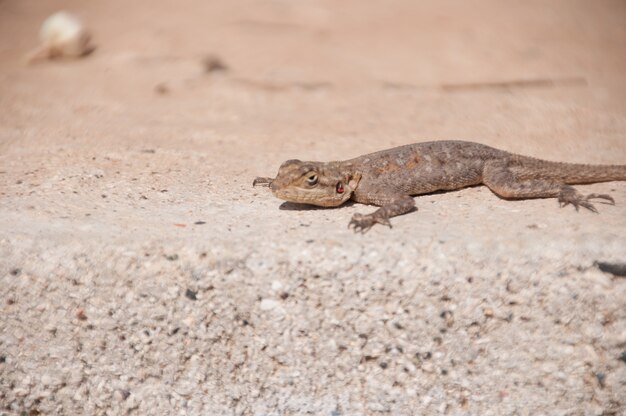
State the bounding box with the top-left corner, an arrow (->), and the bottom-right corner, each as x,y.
307,174 -> 318,186
336,182 -> 344,194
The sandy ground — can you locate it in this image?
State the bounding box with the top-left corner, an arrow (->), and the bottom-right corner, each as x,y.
1,0 -> 626,415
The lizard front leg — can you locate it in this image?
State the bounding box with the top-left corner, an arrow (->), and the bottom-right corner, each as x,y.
482,162 -> 614,212
348,193 -> 415,233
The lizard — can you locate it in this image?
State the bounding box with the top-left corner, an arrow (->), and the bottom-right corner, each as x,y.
252,141 -> 626,232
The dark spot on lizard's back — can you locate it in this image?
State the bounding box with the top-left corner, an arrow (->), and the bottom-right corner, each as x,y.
372,156 -> 403,177
404,153 -> 421,169
435,152 -> 448,165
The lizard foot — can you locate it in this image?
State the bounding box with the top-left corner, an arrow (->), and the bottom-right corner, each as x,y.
348,213 -> 392,233
558,186 -> 615,213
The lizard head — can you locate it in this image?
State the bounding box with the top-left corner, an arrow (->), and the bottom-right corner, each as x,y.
261,159 -> 361,207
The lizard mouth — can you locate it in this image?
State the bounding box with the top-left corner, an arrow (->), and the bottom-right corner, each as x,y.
272,188 -> 345,207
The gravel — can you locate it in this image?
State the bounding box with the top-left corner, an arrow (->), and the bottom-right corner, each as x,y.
1,230 -> 625,415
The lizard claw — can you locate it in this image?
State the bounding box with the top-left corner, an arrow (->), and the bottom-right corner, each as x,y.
558,187 -> 614,214
348,213 -> 392,233
585,193 -> 614,205
348,213 -> 371,234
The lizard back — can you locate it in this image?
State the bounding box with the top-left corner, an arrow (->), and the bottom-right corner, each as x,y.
348,141 -> 504,197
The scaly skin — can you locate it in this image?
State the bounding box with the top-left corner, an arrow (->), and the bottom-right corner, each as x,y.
253,141 -> 626,232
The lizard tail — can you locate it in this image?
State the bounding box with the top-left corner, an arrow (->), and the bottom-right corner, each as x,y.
516,157 -> 626,184
557,163 -> 626,184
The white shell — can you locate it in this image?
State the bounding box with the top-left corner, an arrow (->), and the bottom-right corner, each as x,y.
27,11 -> 93,62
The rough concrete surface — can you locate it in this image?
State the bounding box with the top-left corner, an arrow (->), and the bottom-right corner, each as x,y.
1,0 -> 626,415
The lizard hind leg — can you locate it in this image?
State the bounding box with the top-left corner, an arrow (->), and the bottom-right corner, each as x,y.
482,165 -> 614,213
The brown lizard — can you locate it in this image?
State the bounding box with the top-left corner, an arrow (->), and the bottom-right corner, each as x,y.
253,141 -> 626,232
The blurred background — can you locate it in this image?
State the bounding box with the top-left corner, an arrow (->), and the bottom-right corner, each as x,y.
1,0 -> 625,164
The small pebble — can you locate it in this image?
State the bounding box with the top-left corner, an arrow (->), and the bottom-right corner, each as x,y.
185,289 -> 197,301
154,83 -> 170,95
595,261 -> 626,277
203,55 -> 228,73
595,372 -> 606,388
260,298 -> 279,311
113,389 -> 131,401
440,310 -> 454,327
41,374 -> 52,386
76,308 -> 88,321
